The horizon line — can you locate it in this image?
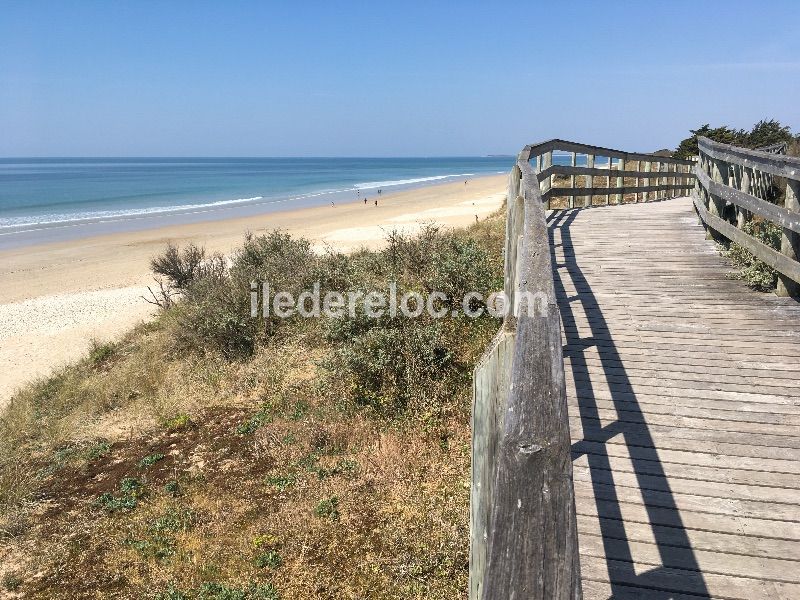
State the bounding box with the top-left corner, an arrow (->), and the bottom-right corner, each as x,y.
0,154 -> 517,160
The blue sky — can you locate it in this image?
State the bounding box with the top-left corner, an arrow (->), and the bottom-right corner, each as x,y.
1,0 -> 798,157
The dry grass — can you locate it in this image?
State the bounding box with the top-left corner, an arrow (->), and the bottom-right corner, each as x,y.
0,210 -> 506,599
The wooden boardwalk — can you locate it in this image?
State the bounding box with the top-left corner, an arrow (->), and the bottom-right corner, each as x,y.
550,197 -> 800,599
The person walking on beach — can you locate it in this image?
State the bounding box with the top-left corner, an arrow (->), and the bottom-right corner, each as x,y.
364,197 -> 367,204
374,199 -> 378,206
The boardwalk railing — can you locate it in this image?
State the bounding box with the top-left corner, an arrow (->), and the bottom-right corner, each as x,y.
527,139 -> 695,209
470,149 -> 581,600
694,136 -> 800,297
470,139 -> 697,599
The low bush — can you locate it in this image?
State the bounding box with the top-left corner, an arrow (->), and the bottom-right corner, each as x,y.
724,220 -> 782,291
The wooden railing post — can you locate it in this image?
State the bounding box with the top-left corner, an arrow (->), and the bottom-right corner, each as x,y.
705,157 -> 726,241
655,162 -> 662,199
777,179 -> 800,297
737,167 -> 752,229
667,165 -> 678,198
569,152 -> 576,209
540,152 -> 553,209
585,154 -> 594,208
616,158 -> 623,204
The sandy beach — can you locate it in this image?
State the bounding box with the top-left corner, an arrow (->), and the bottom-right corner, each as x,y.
0,174 -> 506,404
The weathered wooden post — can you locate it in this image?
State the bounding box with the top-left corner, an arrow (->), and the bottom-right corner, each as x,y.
569,152 -> 576,209
541,151 -> 553,209
737,167 -> 752,229
616,158 -> 624,204
667,165 -> 678,198
657,161 -> 663,200
777,178 -> 800,297
705,158 -> 728,241
585,154 -> 594,207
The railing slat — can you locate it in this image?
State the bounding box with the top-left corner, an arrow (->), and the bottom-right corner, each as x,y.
694,167 -> 800,235
698,137 -> 800,180
543,183 -> 693,200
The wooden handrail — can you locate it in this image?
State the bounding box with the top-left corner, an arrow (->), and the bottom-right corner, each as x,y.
470,153 -> 581,599
522,138 -> 695,165
698,136 -> 800,179
755,141 -> 789,154
694,136 -> 800,297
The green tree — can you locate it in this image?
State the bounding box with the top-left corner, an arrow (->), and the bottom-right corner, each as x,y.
672,119 -> 794,158
745,119 -> 793,148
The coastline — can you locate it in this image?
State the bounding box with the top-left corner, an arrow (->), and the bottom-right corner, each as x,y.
0,173 -> 507,404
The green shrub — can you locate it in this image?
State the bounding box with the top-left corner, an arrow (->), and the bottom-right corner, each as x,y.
314,496 -> 339,521
86,441 -> 111,460
163,480 -> 181,497
150,507 -> 196,533
88,340 -> 116,368
265,474 -> 296,491
2,572 -> 21,591
195,582 -> 280,600
96,477 -> 146,512
164,413 -> 193,431
152,221 -> 503,415
236,404 -> 274,435
328,320 -> 453,415
151,243 -> 224,291
254,549 -> 282,569
724,220 -> 782,291
139,453 -> 166,468
170,276 -> 257,360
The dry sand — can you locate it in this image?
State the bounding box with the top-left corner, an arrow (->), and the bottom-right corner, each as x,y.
0,174 -> 506,405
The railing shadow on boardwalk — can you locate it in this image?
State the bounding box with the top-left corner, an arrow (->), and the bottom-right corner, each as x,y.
549,207 -> 711,599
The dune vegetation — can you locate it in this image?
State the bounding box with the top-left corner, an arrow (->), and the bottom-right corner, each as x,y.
0,209 -> 506,599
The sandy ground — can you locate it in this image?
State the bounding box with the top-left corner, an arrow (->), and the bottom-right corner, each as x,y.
0,174 -> 507,405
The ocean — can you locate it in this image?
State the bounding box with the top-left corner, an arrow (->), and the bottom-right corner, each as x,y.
0,156 -> 513,249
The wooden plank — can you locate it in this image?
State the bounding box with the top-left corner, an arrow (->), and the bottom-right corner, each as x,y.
570,423 -> 800,461
572,456 -> 800,501
576,512 -> 800,561
580,555 -> 800,600
575,487 -> 800,541
578,530 -> 800,583
574,476 -> 800,523
574,439 -> 800,475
